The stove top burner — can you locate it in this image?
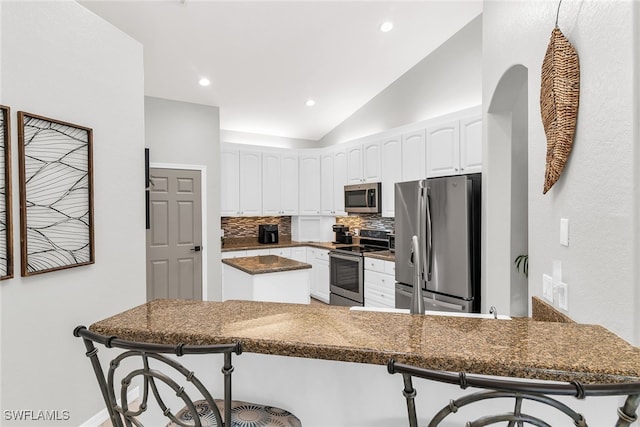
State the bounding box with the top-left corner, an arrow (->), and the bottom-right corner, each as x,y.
330,228 -> 391,256
331,245 -> 387,255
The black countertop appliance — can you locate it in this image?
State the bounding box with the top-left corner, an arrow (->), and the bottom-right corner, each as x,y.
258,224 -> 279,244
332,224 -> 352,244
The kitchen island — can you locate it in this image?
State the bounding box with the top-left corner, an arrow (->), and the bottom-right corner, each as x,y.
222,255 -> 311,304
87,299 -> 640,426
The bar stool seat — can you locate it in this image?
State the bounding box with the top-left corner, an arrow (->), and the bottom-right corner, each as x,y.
73,326 -> 302,427
388,359 -> 640,427
170,399 -> 301,427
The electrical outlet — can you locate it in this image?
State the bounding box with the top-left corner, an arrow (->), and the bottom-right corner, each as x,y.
542,274 -> 553,302
556,282 -> 568,310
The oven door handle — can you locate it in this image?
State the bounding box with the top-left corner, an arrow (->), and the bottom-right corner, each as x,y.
329,251 -> 363,262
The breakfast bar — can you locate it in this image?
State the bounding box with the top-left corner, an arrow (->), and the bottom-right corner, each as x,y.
90,299 -> 640,384
86,299 -> 640,425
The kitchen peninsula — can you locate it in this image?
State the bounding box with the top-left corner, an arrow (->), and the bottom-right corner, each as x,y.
87,299 -> 640,425
90,299 -> 640,384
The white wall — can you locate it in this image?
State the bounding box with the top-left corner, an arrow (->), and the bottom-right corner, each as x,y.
319,14 -> 482,147
635,0 -> 640,347
483,1 -> 639,344
221,129 -> 316,149
0,1 -> 146,425
158,352 -> 626,427
144,97 -> 222,300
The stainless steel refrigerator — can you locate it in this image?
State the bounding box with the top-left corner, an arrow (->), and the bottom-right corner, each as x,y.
394,174 -> 481,313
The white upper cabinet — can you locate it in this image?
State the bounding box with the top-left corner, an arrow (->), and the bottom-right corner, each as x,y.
262,151 -> 299,216
426,112 -> 482,178
320,151 -> 334,215
220,145 -> 262,216
221,107 -> 481,218
460,115 -> 482,174
220,147 -> 240,216
363,141 -> 382,182
321,147 -> 348,216
262,151 -> 281,216
239,150 -> 262,215
401,129 -> 426,182
280,153 -> 300,215
426,120 -> 460,178
346,144 -> 363,184
380,135 -> 402,217
333,148 -> 348,215
299,152 -> 321,215
347,141 -> 381,184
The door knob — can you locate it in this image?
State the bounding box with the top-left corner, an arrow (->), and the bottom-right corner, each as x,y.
191,245 -> 202,252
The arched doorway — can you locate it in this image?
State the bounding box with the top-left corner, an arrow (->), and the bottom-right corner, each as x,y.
483,64 -> 529,316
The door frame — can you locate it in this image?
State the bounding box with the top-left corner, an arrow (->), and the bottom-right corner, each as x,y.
149,162 -> 208,300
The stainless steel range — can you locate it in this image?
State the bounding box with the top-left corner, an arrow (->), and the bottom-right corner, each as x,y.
329,228 -> 390,307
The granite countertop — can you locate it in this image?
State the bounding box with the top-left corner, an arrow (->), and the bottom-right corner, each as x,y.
222,239 -> 395,262
363,250 -> 395,262
89,299 -> 640,385
222,255 -> 311,275
221,239 -> 338,252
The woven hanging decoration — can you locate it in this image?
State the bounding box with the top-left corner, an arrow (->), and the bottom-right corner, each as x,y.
540,27 -> 580,194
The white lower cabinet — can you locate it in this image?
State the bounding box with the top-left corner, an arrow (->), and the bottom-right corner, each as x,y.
364,257 -> 395,308
308,248 -> 330,303
269,247 -> 292,258
290,247 -> 307,263
248,248 -> 271,256
221,250 -> 248,259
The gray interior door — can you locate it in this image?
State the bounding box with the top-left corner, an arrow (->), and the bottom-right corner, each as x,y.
146,168 -> 203,301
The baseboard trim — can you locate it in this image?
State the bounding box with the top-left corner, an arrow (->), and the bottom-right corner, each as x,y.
79,386 -> 140,427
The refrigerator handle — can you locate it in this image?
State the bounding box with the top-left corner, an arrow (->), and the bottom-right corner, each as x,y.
425,189 -> 433,281
418,181 -> 427,285
410,236 -> 425,315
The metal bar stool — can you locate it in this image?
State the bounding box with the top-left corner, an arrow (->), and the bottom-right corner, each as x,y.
388,359 -> 640,427
74,326 -> 301,427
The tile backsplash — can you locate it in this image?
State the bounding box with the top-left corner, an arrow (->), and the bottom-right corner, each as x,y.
336,214 -> 394,233
222,216 -> 292,239
222,214 -> 393,242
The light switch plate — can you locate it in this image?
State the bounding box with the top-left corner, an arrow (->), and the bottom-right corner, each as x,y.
556,282 -> 568,310
542,274 -> 553,302
560,218 -> 569,246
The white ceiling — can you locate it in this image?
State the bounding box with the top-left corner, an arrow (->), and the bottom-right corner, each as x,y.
80,1 -> 482,141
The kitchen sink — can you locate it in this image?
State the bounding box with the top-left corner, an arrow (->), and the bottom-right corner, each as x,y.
349,306 -> 511,320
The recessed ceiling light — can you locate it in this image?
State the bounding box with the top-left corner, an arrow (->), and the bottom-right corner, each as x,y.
198,77 -> 211,87
380,22 -> 394,33
305,99 -> 316,107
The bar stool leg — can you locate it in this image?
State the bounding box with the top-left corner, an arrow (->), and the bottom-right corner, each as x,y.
615,394 -> 640,427
222,352 -> 233,427
402,373 -> 419,427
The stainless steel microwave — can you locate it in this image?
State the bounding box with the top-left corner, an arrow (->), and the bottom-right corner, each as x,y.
344,182 -> 381,213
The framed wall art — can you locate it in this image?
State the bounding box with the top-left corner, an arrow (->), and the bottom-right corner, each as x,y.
18,112 -> 94,276
0,105 -> 14,280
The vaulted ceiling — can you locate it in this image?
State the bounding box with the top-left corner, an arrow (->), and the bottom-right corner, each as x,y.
81,1 -> 482,140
